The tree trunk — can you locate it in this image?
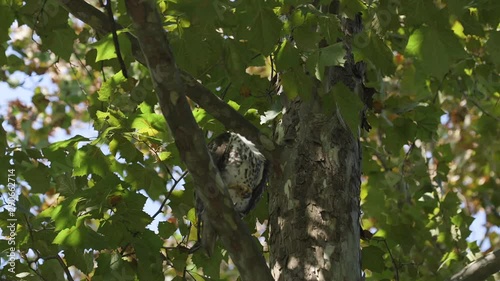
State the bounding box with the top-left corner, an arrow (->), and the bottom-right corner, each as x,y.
269,99 -> 362,281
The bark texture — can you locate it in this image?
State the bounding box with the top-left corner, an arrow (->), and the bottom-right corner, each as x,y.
269,4 -> 364,280
448,249 -> 500,281
269,99 -> 362,281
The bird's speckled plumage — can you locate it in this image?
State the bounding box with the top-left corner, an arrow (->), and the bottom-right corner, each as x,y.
194,132 -> 269,256
215,132 -> 266,213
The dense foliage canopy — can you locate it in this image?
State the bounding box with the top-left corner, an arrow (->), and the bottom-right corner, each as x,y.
0,0 -> 499,280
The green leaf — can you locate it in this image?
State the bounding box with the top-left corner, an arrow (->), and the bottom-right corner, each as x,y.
32,90 -> 50,112
53,215 -> 97,247
405,27 -> 466,79
276,40 -> 301,70
459,11 -> 485,36
131,109 -> 167,137
486,31 -> 500,71
331,83 -> 363,137
0,45 -> 6,65
98,71 -> 127,101
38,259 -> 65,281
353,32 -> 395,76
400,0 -> 438,26
73,145 -> 111,177
94,252 -> 136,281
23,165 -> 51,193
0,119 -> 7,156
339,0 -> 367,18
63,247 -> 94,275
384,117 -> 417,153
246,8 -> 282,55
293,13 -> 321,51
46,135 -> 89,150
171,250 -> 189,273
41,28 -> 77,60
39,197 -> 79,231
384,171 -> 402,187
134,231 -> 166,281
447,0 -> 470,16
318,42 -> 346,80
109,135 -> 141,162
0,4 -> 14,43
281,69 -> 314,100
362,245 -> 385,272
413,106 -> 444,141
95,111 -> 122,129
319,42 -> 345,67
318,15 -> 341,45
92,32 -> 131,62
98,220 -> 128,249
192,246 -> 224,279
158,221 -> 178,239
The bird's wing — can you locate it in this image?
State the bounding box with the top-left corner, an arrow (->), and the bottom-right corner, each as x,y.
241,160 -> 269,215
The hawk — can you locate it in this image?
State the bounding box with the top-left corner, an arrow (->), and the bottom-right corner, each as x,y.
193,132 -> 269,256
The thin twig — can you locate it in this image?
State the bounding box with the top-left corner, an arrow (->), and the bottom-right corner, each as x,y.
401,141 -> 415,177
379,238 -> 400,281
129,134 -> 174,179
55,255 -> 75,281
185,269 -> 197,281
27,261 -> 48,281
152,170 -> 189,219
456,77 -> 500,122
220,82 -> 231,100
24,215 -> 75,281
103,0 -> 128,77
373,150 -> 390,171
466,97 -> 500,122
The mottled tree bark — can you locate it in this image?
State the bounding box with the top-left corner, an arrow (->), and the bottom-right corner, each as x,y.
448,249 -> 500,281
269,98 -> 362,281
268,3 -> 365,279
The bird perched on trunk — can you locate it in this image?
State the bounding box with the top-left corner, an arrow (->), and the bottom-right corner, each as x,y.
193,132 -> 269,256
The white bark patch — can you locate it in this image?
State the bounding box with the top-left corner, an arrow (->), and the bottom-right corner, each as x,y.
329,147 -> 340,170
274,122 -> 285,145
170,91 -> 179,105
287,256 -> 300,269
345,153 -> 354,178
284,179 -> 291,199
284,179 -> 297,209
323,244 -> 334,270
280,162 -> 286,174
305,260 -> 322,281
271,261 -> 282,280
306,204 -> 329,240
278,216 -> 286,231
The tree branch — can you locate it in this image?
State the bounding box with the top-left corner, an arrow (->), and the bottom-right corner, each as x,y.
56,0 -> 275,158
102,0 -> 128,78
122,1 -> 273,280
448,249 -> 500,281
